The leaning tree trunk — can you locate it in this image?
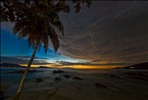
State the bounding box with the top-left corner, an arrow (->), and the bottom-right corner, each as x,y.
13,47 -> 37,100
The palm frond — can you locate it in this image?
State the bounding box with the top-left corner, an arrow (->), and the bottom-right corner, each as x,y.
47,23 -> 59,52
54,2 -> 70,13
9,0 -> 69,53
50,21 -> 64,36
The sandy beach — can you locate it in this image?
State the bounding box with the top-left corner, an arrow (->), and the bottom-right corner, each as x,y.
1,68 -> 148,100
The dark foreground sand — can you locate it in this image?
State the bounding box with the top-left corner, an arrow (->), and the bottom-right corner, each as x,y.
1,68 -> 148,100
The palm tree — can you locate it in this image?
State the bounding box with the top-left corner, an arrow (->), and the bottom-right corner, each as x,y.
1,0 -> 91,100
8,0 -> 70,100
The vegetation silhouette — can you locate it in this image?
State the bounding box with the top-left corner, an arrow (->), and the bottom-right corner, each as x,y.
0,0 -> 91,100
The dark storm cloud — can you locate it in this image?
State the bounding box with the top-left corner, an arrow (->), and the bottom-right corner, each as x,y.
56,61 -> 126,66
1,56 -> 48,64
58,1 -> 148,65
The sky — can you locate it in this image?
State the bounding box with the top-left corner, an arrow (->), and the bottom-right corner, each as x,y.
1,1 -> 148,68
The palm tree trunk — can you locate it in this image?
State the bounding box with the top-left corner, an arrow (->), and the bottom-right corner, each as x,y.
13,46 -> 37,100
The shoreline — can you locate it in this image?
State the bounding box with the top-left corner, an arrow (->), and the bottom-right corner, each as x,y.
1,68 -> 148,100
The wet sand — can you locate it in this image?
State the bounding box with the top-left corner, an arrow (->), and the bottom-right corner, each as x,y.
1,68 -> 148,100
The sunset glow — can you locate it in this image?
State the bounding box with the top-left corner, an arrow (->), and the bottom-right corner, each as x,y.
19,64 -> 117,69
71,65 -> 116,69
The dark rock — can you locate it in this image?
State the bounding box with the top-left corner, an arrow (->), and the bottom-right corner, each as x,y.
50,83 -> 53,86
36,78 -> 43,82
53,70 -> 64,74
110,74 -> 118,78
73,76 -> 83,80
29,69 -> 36,73
95,83 -> 108,88
63,75 -> 71,79
55,77 -> 62,81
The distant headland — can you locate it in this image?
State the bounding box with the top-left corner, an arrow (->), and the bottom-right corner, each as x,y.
115,62 -> 148,70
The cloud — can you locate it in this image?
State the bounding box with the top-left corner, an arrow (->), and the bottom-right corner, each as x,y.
1,1 -> 148,67
1,56 -> 48,64
57,1 -> 148,65
55,61 -> 127,66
